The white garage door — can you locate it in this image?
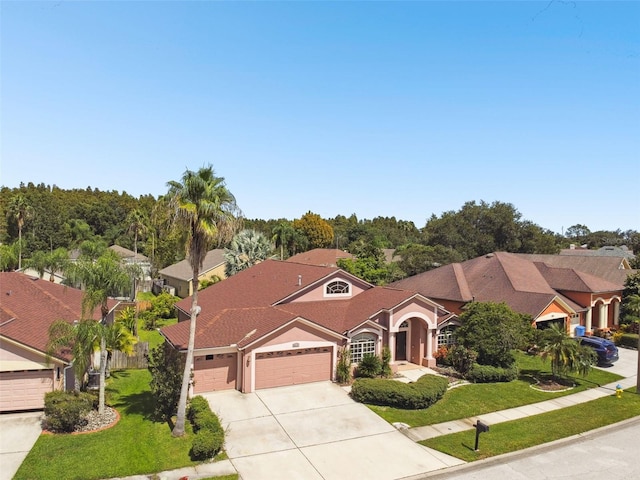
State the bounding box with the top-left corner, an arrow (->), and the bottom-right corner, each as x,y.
0,370 -> 53,412
255,347 -> 332,390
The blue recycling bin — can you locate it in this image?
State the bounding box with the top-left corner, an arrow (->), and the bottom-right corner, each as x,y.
575,325 -> 586,337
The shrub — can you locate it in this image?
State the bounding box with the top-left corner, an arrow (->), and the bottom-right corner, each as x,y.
350,374 -> 448,409
190,428 -> 224,461
336,347 -> 352,384
433,346 -> 450,366
447,345 -> 477,376
618,333 -> 639,349
187,396 -> 211,423
381,346 -> 393,378
147,343 -> 185,422
466,363 -> 518,383
355,353 -> 382,378
44,390 -> 95,433
192,410 -> 223,434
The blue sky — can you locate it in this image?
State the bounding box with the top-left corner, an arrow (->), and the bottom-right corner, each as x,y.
1,1 -> 638,235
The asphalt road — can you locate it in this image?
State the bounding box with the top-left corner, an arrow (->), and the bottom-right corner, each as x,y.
421,415 -> 640,480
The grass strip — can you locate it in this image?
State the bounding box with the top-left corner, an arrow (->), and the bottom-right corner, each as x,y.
420,388 -> 640,462
369,351 -> 622,427
15,370 -> 200,480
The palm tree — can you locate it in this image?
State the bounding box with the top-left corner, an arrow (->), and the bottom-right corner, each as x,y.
25,250 -> 48,279
126,209 -> 148,259
0,243 -> 19,271
225,229 -> 273,276
65,249 -> 135,413
47,319 -> 103,388
541,323 -> 596,381
8,194 -> 34,270
45,247 -> 69,282
272,221 -> 295,260
166,165 -> 241,437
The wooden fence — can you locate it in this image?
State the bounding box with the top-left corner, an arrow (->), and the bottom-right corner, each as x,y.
110,342 -> 150,369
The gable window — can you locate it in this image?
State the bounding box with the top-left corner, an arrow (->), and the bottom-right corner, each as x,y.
350,333 -> 376,363
437,325 -> 457,348
326,280 -> 350,295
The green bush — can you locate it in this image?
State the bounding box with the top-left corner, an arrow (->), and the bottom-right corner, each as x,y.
44,390 -> 95,433
618,333 -> 639,349
336,348 -> 352,384
190,428 -> 224,460
350,374 -> 448,409
466,363 -> 518,383
187,395 -> 210,423
447,345 -> 477,375
356,353 -> 382,378
381,346 -> 393,378
192,410 -> 223,434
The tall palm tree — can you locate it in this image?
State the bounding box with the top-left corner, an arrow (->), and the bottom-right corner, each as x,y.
25,250 -> 48,279
541,323 -> 596,381
126,209 -> 148,259
225,229 -> 273,276
167,165 -> 241,437
65,249 -> 135,413
272,221 -> 295,260
8,194 -> 34,270
45,247 -> 69,282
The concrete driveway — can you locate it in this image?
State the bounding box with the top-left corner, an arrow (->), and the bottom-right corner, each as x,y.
0,411 -> 43,480
594,345 -> 638,379
202,381 -> 464,480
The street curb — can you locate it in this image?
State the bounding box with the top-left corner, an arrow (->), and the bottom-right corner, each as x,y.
411,415 -> 640,479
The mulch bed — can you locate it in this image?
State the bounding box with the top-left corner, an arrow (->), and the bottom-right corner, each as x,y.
43,406 -> 120,435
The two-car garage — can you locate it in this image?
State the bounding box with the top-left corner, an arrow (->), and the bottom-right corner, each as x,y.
254,347 -> 333,390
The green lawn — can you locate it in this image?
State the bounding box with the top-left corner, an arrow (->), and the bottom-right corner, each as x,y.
138,317 -> 177,350
15,369 -> 221,480
421,388 -> 640,461
369,351 -> 623,427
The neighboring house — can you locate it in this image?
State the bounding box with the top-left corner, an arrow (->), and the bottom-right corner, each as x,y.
158,249 -> 226,298
109,245 -> 152,277
286,248 -> 354,267
390,252 -> 624,337
560,244 -> 635,261
0,272 -> 118,412
161,259 -> 456,395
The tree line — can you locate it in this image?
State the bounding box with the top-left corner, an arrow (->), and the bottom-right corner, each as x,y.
1,182 -> 638,283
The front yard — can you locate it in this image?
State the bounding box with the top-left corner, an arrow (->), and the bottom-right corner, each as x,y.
15,369 -> 233,480
369,351 -> 623,427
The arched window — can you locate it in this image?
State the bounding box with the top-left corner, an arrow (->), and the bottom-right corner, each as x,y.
326,280 -> 350,295
437,325 -> 457,347
350,332 -> 376,363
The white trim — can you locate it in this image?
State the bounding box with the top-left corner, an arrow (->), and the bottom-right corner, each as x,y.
536,312 -> 568,323
0,335 -> 69,365
241,316 -> 345,350
323,279 -> 352,298
391,311 -> 436,331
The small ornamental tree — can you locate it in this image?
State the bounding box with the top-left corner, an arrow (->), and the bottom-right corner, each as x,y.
455,301 -> 533,368
147,343 -> 186,422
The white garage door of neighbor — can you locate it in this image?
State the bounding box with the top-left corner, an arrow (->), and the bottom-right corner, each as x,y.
0,370 -> 53,412
255,347 -> 332,390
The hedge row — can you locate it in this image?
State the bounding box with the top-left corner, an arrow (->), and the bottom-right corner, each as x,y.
618,333 -> 639,349
350,374 -> 448,409
187,396 -> 224,460
466,363 -> 518,383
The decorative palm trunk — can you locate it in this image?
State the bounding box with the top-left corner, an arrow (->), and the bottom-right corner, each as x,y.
98,335 -> 107,415
173,277 -> 199,437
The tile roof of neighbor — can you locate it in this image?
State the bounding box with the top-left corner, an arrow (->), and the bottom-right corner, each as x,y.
162,259 -> 425,350
109,244 -> 149,262
388,252 -> 622,319
560,245 -> 634,259
159,249 -> 226,281
286,249 -> 354,267
515,254 -> 635,289
0,272 -> 117,361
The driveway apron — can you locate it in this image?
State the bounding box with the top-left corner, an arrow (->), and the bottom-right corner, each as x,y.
202,381 -> 464,480
0,412 -> 43,480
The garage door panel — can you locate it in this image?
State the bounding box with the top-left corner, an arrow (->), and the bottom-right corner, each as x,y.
193,353 -> 237,393
0,370 -> 53,412
255,347 -> 332,390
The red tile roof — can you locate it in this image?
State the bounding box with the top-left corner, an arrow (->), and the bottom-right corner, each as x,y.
0,272 -> 116,360
162,260 -> 427,350
286,249 -> 354,267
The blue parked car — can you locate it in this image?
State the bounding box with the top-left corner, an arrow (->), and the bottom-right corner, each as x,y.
576,336 -> 619,366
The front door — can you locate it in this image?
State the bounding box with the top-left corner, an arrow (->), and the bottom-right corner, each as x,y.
395,331 -> 407,361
